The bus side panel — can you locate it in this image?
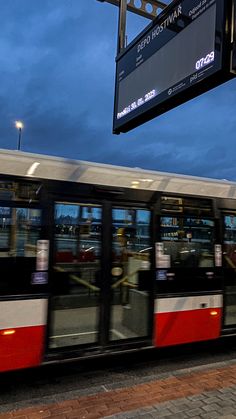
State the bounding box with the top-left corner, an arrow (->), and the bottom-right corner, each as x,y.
0,298 -> 48,372
153,295 -> 223,347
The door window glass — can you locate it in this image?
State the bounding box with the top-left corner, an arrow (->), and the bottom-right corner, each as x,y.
54,204 -> 101,262
111,208 -> 151,341
50,203 -> 102,348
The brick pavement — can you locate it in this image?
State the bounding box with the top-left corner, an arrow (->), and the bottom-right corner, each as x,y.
2,361 -> 236,418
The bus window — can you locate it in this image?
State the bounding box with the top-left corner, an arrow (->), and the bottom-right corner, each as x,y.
160,217 -> 215,268
223,214 -> 236,326
223,215 -> 236,268
0,206 -> 42,295
0,207 -> 41,257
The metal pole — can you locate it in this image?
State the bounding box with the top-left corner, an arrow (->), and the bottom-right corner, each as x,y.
117,0 -> 127,54
17,128 -> 22,151
231,0 -> 236,73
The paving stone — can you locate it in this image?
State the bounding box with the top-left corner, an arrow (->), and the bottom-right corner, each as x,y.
162,413 -> 189,419
186,407 -> 205,417
187,394 -> 207,401
217,394 -> 236,402
148,413 -> 172,419
203,397 -> 222,404
202,403 -> 221,412
187,401 -> 205,409
221,399 -> 236,407
199,411 -> 221,419
152,401 -> 174,411
219,387 -> 236,393
219,407 -> 236,415
169,403 -> 192,413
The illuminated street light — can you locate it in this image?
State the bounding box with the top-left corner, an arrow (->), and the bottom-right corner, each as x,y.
15,121 -> 24,151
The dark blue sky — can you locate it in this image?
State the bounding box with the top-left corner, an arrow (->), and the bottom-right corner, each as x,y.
1,0 -> 236,180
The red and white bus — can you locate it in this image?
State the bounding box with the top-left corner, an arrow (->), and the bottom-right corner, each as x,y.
0,148 -> 236,372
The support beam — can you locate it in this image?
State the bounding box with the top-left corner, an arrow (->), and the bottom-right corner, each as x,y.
117,0 -> 127,53
97,0 -> 168,20
231,0 -> 236,73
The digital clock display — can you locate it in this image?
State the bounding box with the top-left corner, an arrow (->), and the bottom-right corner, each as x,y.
195,51 -> 215,70
113,0 -> 230,134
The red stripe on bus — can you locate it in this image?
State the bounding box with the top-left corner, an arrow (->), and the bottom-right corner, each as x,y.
154,308 -> 222,347
0,325 -> 46,372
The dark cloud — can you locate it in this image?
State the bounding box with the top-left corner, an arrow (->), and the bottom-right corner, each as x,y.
0,1 -> 236,181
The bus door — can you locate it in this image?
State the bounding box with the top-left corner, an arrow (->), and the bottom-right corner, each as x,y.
109,206 -> 152,342
49,202 -> 102,349
222,213 -> 236,328
49,202 -> 153,350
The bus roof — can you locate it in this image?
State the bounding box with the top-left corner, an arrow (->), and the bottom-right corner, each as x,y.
0,148 -> 236,200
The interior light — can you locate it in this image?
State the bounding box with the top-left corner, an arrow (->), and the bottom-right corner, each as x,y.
139,247 -> 152,253
27,162 -> 40,176
85,247 -> 94,252
131,180 -> 140,189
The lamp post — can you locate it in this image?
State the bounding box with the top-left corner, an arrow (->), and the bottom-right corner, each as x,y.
15,121 -> 24,151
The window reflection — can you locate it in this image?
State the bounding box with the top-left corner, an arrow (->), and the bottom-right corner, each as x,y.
160,217 -> 214,268
54,204 -> 101,263
223,215 -> 236,268
110,208 -> 151,341
0,207 -> 41,257
113,208 -> 151,259
50,203 -> 102,348
223,215 -> 236,326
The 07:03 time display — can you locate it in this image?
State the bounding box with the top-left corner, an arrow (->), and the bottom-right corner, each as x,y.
195,51 -> 215,70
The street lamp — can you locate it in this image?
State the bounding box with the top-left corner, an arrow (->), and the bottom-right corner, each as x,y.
15,121 -> 24,151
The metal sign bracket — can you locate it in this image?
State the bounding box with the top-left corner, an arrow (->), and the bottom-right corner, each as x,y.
97,0 -> 168,53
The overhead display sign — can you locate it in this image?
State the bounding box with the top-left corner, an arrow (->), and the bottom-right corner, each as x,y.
113,0 -> 233,134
